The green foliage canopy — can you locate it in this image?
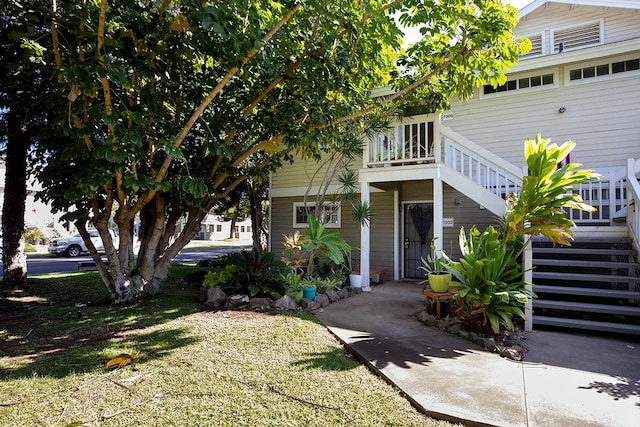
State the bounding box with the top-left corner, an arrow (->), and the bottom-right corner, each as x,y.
28,0 -> 526,302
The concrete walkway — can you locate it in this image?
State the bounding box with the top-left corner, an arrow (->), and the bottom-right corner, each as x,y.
314,281 -> 640,426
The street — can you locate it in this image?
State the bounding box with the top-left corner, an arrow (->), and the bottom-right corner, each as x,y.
0,245 -> 251,277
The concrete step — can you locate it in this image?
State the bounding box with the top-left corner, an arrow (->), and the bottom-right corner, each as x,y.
533,299 -> 640,316
532,258 -> 640,269
532,247 -> 635,256
532,271 -> 640,283
534,285 -> 640,299
533,315 -> 640,335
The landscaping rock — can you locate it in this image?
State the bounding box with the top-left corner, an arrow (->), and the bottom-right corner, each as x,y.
483,337 -> 497,352
499,346 -> 523,361
274,295 -> 298,311
458,330 -> 470,340
315,293 -> 330,307
228,294 -> 249,307
471,333 -> 484,347
325,290 -> 340,303
337,288 -> 349,299
447,323 -> 461,335
436,318 -> 452,330
416,311 -> 438,327
204,287 -> 228,309
301,298 -> 322,312
249,298 -> 273,310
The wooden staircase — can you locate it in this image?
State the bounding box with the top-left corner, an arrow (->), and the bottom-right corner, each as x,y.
531,229 -> 640,335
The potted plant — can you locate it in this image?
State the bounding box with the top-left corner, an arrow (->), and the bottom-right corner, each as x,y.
301,276 -> 319,300
418,238 -> 451,292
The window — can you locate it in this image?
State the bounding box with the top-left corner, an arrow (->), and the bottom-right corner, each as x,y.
241,226 -> 245,232
567,55 -> 640,85
551,20 -> 603,53
482,72 -> 556,97
520,32 -> 545,59
216,224 -> 222,232
247,226 -> 251,232
293,202 -> 341,228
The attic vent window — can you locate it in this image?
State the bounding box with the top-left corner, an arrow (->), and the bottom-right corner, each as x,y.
551,20 -> 603,53
521,33 -> 544,58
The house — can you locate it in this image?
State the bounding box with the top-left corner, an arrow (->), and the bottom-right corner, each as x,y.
269,1 -> 640,333
194,214 -> 253,242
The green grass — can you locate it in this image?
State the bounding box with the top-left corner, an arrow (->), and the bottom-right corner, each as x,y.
0,266 -> 456,426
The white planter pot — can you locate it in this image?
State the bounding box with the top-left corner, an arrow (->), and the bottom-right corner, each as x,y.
349,273 -> 363,288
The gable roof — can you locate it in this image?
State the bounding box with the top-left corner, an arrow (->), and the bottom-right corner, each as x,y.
519,0 -> 640,19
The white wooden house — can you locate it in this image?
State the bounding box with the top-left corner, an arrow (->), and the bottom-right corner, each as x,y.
269,0 -> 640,334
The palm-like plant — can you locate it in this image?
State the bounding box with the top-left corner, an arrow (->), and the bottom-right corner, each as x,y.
501,134 -> 602,251
301,216 -> 351,276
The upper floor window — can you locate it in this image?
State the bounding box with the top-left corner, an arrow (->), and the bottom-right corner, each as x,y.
482,71 -> 556,97
293,202 -> 341,228
551,19 -> 603,54
567,54 -> 640,85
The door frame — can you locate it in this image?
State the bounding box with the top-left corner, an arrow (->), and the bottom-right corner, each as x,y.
401,200 -> 433,278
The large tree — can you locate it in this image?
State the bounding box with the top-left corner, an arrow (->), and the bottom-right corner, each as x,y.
36,0 -> 528,303
0,1 -> 59,284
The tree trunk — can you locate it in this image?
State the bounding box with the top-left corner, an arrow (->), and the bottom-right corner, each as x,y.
2,112 -> 29,285
247,180 -> 267,254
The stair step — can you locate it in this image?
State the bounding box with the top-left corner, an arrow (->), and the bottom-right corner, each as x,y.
534,285 -> 640,299
532,247 -> 634,256
532,271 -> 640,283
533,236 -> 631,244
533,300 -> 640,316
533,259 -> 640,269
533,315 -> 640,335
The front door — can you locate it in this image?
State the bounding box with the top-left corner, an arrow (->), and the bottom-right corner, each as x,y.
403,203 -> 434,278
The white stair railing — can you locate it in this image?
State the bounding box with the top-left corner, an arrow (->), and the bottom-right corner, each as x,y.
440,126 -> 523,200
626,158 -> 640,255
567,167 -> 627,224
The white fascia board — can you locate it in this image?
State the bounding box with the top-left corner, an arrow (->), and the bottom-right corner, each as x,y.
270,184 -> 385,198
509,38 -> 640,74
520,0 -> 640,19
358,164 -> 440,184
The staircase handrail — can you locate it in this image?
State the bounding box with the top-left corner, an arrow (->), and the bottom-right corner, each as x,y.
627,157 -> 640,255
440,126 -> 523,200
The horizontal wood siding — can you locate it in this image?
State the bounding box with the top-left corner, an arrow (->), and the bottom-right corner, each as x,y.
442,184 -> 495,260
269,192 -> 395,275
517,3 -> 640,45
271,152 -> 363,191
447,62 -> 640,169
369,191 -> 395,274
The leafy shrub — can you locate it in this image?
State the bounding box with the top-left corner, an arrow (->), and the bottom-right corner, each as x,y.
24,227 -> 46,245
447,226 -> 535,334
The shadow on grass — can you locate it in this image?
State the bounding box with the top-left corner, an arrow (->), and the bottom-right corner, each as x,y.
0,268 -> 205,381
291,347 -> 360,372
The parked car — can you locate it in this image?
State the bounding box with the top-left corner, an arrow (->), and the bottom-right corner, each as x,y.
48,229 -> 115,257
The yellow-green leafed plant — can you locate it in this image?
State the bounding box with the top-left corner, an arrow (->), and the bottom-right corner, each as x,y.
501,134 -> 602,249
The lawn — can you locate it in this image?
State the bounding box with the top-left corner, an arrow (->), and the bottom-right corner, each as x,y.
0,265 -> 455,426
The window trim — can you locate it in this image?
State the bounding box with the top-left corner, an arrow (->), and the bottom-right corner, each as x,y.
293,202 -> 342,228
565,53 -> 640,87
550,19 -> 604,54
480,69 -> 559,99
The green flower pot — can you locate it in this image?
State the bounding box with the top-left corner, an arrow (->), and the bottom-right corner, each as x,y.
428,273 -> 451,292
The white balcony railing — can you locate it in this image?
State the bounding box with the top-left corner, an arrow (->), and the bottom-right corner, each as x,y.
367,120 -> 436,166
366,120 -> 638,236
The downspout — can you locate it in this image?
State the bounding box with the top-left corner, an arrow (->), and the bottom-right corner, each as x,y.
394,188 -> 400,280
360,181 -> 371,291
